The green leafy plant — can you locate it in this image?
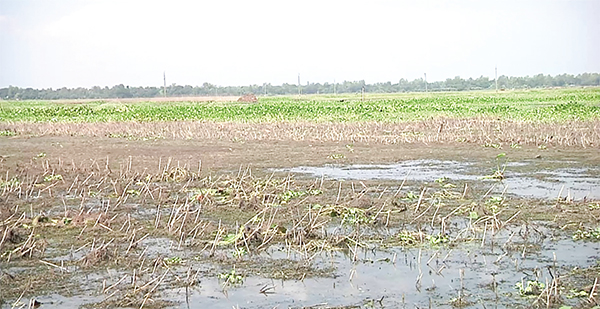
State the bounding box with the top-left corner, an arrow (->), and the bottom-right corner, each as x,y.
481,153 -> 507,180
43,174 -> 63,182
0,130 -> 16,136
163,256 -> 183,265
572,227 -> 600,241
427,233 -> 449,245
515,280 -> 545,297
218,268 -> 244,286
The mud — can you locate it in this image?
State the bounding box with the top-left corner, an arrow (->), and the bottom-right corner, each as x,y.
1,135 -> 599,309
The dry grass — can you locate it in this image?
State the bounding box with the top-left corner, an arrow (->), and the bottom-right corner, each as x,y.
3,118 -> 600,147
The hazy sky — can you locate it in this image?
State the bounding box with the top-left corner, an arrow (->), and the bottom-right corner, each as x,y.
1,0 -> 599,88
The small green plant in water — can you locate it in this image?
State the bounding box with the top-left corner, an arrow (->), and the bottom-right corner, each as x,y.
219,268 -> 244,286
163,256 -> 183,265
404,191 -> 419,200
217,226 -> 245,246
566,288 -> 589,299
435,177 -> 449,183
337,207 -> 373,225
481,153 -> 507,180
427,233 -> 449,245
396,231 -> 419,246
515,280 -> 545,297
232,247 -> 247,259
572,227 -> 600,241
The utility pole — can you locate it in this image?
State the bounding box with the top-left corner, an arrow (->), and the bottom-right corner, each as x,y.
298,74 -> 302,97
163,71 -> 167,97
495,66 -> 499,92
333,79 -> 336,95
361,85 -> 365,102
424,73 -> 428,92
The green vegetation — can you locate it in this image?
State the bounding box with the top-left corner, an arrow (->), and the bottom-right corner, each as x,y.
1,73 -> 599,99
0,88 -> 599,123
515,280 -> 546,297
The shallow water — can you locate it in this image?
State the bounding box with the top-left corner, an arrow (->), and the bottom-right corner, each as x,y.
4,223 -> 598,309
170,233 -> 600,308
283,159 -> 600,200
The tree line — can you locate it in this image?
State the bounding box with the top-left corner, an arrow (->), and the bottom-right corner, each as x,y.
1,73 -> 599,100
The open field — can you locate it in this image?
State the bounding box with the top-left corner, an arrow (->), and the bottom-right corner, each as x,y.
1,88 -> 599,123
1,88 -> 599,308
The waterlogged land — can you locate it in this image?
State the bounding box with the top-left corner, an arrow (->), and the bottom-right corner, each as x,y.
1,88 -> 599,309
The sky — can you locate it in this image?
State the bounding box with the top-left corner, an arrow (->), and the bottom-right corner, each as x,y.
0,0 -> 599,89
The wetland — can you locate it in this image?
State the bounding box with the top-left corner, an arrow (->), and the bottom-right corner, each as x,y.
1,89 -> 599,308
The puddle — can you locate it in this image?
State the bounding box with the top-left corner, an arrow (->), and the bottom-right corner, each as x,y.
4,224 -> 598,309
283,159 -> 600,200
167,235 -> 600,308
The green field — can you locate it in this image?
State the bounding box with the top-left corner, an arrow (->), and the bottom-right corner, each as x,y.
1,88 -> 599,123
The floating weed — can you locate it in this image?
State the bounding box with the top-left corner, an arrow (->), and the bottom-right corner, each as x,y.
566,289 -> 589,299
327,206 -> 374,226
515,280 -> 545,297
404,191 -> 419,200
163,256 -> 183,265
396,231 -> 419,245
218,268 -> 244,286
278,189 -> 321,203
232,247 -> 247,259
392,231 -> 449,247
486,196 -> 503,214
572,228 -> 600,241
427,233 -> 450,245
435,177 -> 449,184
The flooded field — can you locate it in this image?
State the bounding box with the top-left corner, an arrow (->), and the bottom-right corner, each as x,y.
1,147 -> 599,309
0,123 -> 599,309
286,158 -> 600,200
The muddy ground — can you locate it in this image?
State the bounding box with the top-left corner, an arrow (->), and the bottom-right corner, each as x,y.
1,131 -> 599,309
2,135 -> 599,172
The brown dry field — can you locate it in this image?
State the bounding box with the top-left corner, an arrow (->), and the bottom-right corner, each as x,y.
1,120 -> 599,174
